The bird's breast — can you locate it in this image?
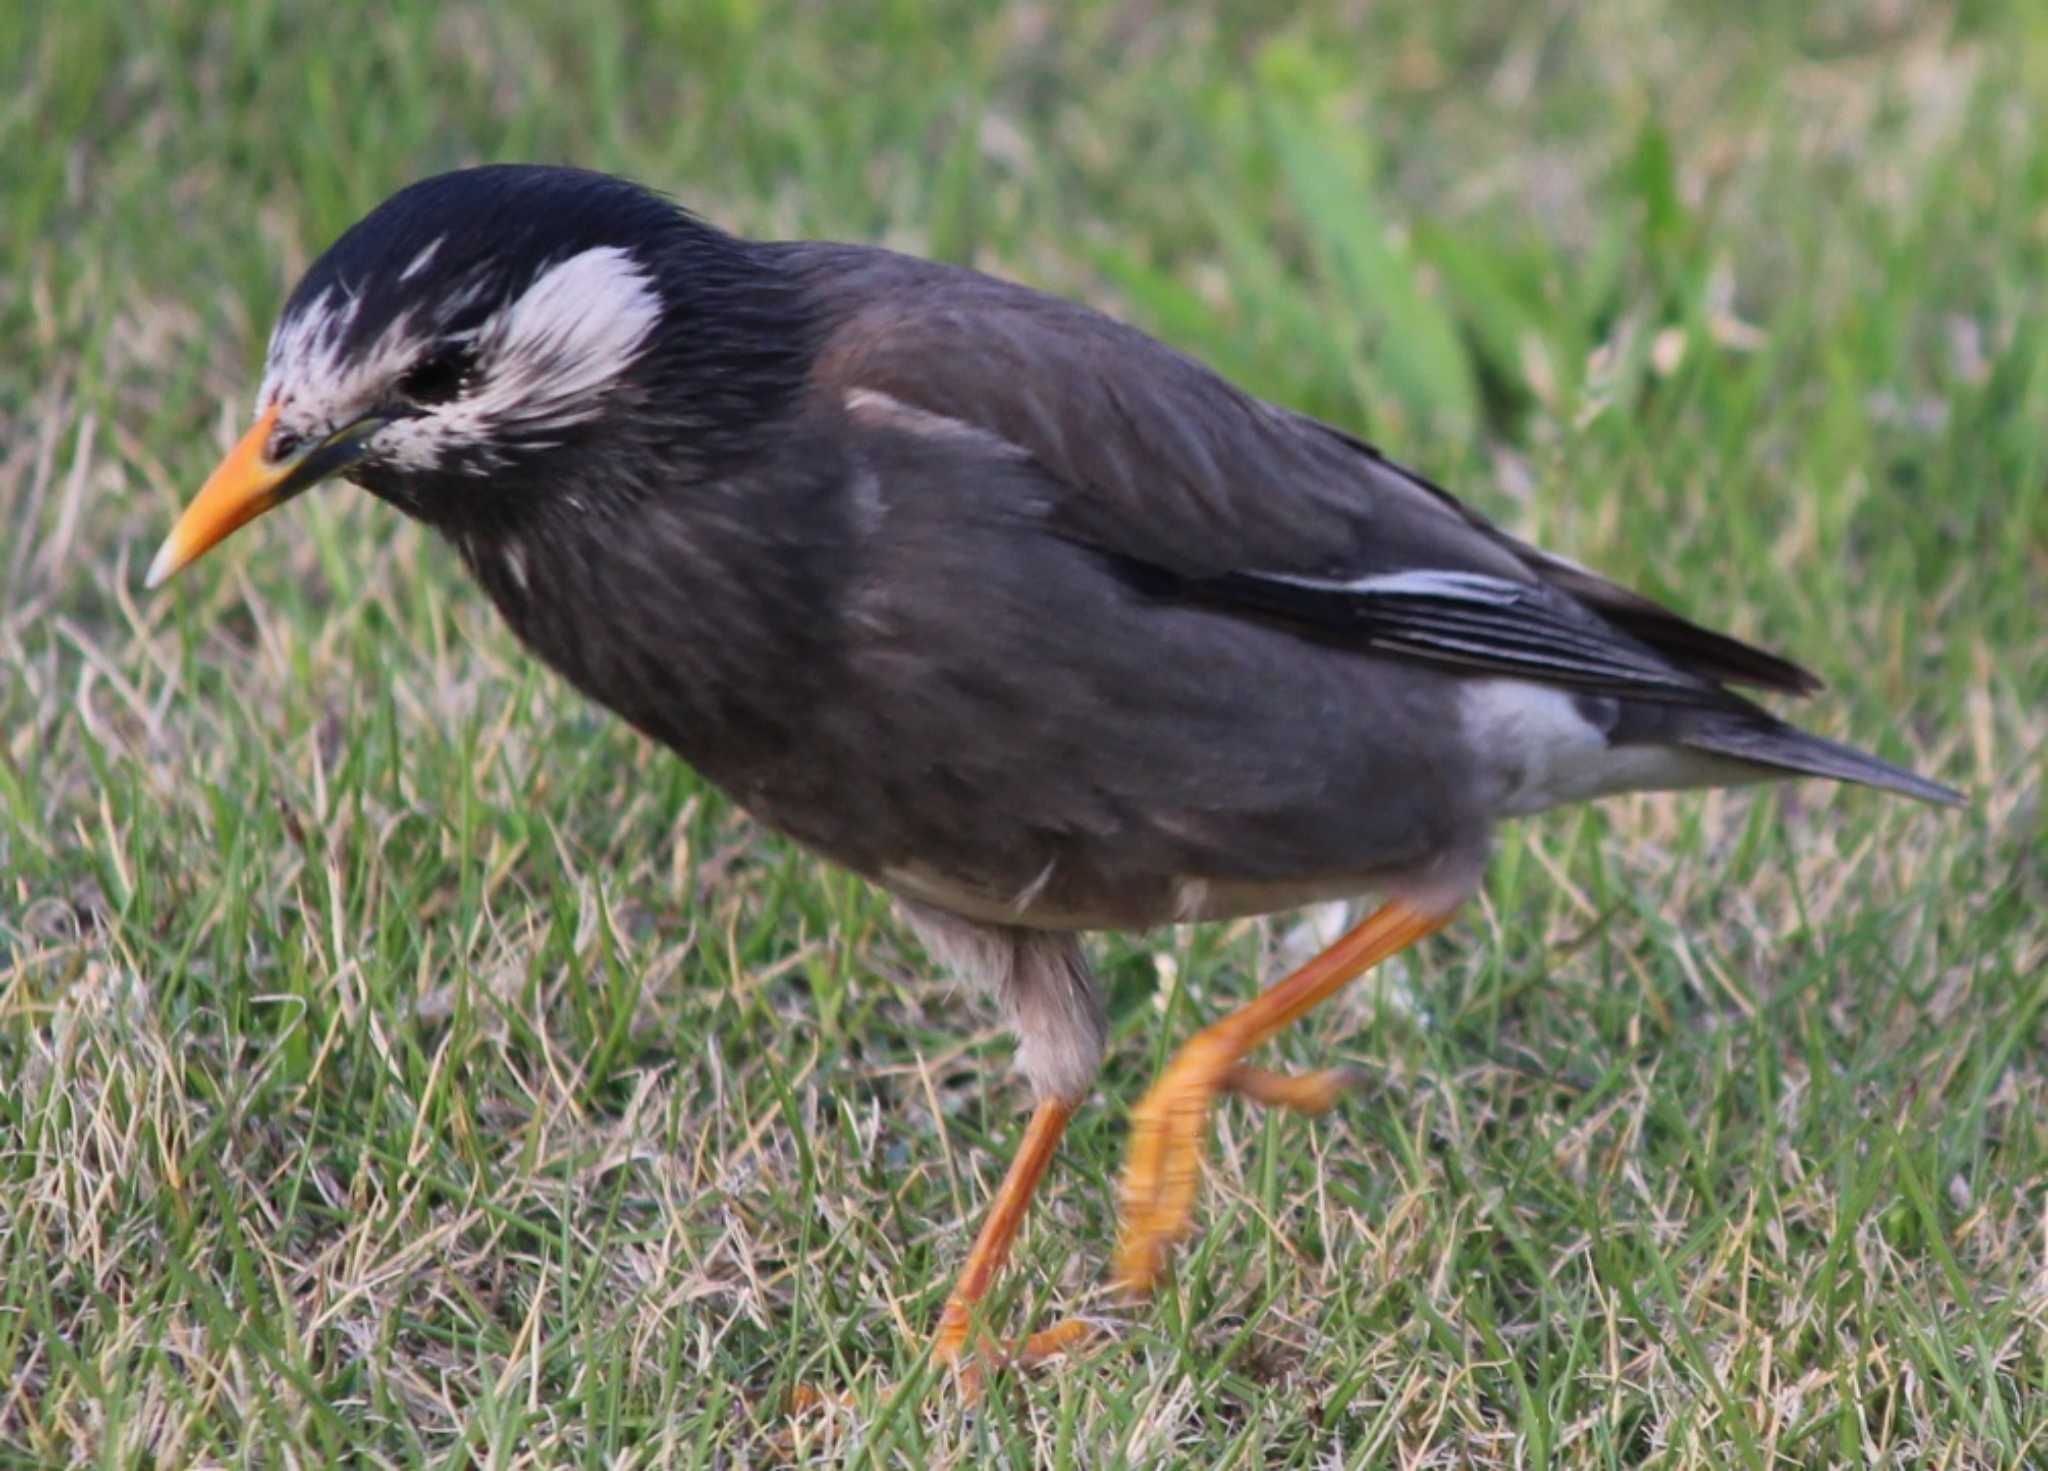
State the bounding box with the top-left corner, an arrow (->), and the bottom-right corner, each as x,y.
451,491 -> 855,811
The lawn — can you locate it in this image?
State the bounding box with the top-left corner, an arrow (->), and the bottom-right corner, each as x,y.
2,2 -> 2043,1466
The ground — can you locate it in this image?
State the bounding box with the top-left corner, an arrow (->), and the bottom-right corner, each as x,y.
2,2 -> 2043,1466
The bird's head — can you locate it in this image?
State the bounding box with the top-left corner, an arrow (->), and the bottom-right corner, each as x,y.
147,165 -> 812,587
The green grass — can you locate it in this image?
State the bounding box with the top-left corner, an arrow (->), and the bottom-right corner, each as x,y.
3,1 -> 2044,1465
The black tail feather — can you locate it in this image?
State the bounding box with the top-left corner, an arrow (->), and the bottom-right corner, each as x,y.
1681,718 -> 1963,807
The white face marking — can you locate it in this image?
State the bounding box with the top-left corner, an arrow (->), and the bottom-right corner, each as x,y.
445,245 -> 663,442
398,236 -> 443,282
259,245 -> 664,476
259,283 -> 414,428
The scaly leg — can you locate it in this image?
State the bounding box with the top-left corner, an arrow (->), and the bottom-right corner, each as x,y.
931,1096 -> 1092,1378
1115,899 -> 1453,1295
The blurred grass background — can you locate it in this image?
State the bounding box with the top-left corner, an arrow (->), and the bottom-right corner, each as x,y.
2,1 -> 2043,1465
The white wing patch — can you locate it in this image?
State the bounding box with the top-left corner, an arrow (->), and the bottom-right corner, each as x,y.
843,387 -> 1033,460
1260,568 -> 1527,604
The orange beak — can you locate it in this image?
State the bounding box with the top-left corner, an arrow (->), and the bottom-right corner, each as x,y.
146,403 -> 386,589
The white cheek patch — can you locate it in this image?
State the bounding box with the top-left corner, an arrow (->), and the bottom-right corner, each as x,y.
487,246 -> 662,417
382,245 -> 664,471
257,246 -> 664,477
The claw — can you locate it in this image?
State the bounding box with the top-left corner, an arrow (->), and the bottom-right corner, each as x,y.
787,1315 -> 1095,1421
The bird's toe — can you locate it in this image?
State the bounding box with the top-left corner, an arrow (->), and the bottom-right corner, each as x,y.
1222,1062 -> 1371,1115
1114,1036 -> 1237,1295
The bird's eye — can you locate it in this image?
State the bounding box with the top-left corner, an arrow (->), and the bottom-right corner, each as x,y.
397,348 -> 476,406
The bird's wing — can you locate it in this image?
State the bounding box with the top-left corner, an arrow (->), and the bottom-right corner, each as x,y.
793,244 -> 1817,703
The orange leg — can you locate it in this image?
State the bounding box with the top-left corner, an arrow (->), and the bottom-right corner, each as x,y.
932,1097 -> 1092,1381
1115,898 -> 1454,1295
789,1097 -> 1088,1418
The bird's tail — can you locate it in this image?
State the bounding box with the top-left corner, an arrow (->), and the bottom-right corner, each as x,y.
1681,716 -> 1963,807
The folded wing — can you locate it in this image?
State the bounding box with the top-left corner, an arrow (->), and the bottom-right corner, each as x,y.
795,243 -> 1817,704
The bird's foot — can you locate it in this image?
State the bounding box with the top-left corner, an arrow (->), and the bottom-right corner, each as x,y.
1115,901 -> 1450,1296
788,1092 -> 1092,1420
1223,1062 -> 1370,1115
785,1315 -> 1094,1419
1114,1032 -> 1241,1296
1116,1053 -> 1370,1293
936,1313 -> 1096,1399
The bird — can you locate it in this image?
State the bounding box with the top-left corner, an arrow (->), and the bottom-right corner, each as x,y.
147,163 -> 1960,1379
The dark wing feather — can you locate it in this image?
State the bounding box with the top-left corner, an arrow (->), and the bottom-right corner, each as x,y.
1283,418 -> 1822,694
786,242 -> 1817,701
1497,541 -> 1822,693
1144,566 -> 1730,704
789,242 -> 1516,578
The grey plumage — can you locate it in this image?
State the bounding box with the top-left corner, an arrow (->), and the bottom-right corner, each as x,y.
153,167 -> 1961,1110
